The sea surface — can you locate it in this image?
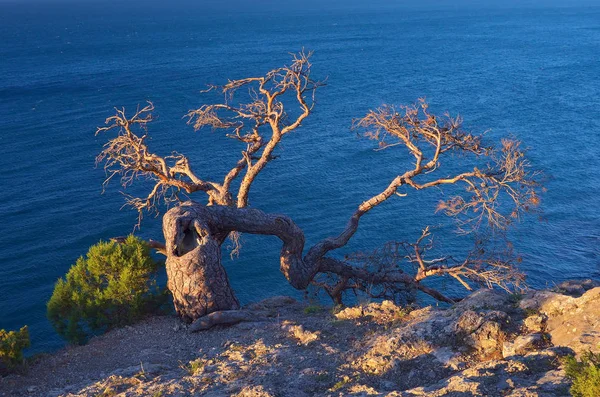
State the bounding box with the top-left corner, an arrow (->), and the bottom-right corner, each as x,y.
1,1 -> 599,354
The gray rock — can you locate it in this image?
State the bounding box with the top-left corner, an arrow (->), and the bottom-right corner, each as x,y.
455,310 -> 509,357
432,347 -> 466,370
454,288 -> 509,311
524,313 -> 548,333
521,287 -> 600,356
503,333 -> 547,358
554,279 -> 600,297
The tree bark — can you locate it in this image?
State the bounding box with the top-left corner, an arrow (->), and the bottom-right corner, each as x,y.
162,202 -> 318,322
162,201 -> 455,324
163,206 -> 240,323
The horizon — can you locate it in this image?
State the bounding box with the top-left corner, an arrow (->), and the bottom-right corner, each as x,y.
1,0 -> 599,9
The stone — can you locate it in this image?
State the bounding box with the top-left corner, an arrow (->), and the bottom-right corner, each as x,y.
530,287 -> 600,356
554,279 -> 600,297
432,347 -> 467,371
454,288 -> 509,311
496,377 -> 515,391
455,310 -> 509,357
502,333 -> 547,358
523,314 -> 547,333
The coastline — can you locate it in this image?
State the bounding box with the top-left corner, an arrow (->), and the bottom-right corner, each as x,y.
2,280 -> 598,396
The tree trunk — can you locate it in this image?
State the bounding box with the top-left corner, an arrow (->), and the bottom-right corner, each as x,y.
162,202 -> 317,323
163,206 -> 240,323
161,201 -> 454,324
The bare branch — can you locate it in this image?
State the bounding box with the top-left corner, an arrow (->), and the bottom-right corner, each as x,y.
308,99 -> 541,266
314,227 -> 525,305
96,103 -> 228,227
186,50 -> 324,207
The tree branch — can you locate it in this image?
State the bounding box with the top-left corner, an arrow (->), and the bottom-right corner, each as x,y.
186,50 -> 324,208
96,102 -> 231,226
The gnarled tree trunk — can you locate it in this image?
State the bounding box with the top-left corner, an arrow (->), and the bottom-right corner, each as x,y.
162,201 -> 460,324
163,207 -> 239,322
163,202 -> 317,323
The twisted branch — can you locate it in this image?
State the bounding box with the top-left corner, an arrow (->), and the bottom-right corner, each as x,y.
186,50 -> 324,208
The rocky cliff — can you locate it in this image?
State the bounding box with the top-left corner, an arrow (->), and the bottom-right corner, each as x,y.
1,280 -> 598,397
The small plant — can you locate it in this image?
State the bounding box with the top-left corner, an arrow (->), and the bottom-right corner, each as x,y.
563,351 -> 600,397
523,307 -> 538,317
303,305 -> 322,315
0,326 -> 30,373
330,304 -> 344,315
134,361 -> 147,380
99,386 -> 116,397
508,292 -> 523,307
329,375 -> 351,392
231,343 -> 244,351
47,235 -> 168,344
181,358 -> 206,376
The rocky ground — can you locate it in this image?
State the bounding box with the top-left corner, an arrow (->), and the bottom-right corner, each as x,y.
1,280 -> 598,397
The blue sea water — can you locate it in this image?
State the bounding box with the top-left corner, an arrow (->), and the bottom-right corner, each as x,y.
0,1 -> 599,354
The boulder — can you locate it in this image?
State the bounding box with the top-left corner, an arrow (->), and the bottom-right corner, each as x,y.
523,313 -> 547,333
502,333 -> 548,358
454,310 -> 510,358
553,279 -> 600,297
521,287 -> 600,356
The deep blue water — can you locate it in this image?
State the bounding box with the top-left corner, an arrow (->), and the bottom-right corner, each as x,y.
1,1 -> 599,354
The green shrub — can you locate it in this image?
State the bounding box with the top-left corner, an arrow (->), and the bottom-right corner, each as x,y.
303,304 -> 322,315
0,326 -> 30,373
564,351 -> 600,397
47,235 -> 167,344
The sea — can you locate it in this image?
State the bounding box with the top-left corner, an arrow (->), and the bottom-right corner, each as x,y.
1,0 -> 599,354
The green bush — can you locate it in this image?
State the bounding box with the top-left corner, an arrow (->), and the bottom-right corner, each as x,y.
564,351 -> 600,397
47,235 -> 167,344
0,326 -> 30,373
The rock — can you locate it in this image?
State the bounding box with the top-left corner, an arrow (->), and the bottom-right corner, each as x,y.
233,385 -> 275,397
454,288 -> 509,311
454,310 -> 509,357
554,279 -> 600,297
524,314 -> 547,333
3,283 -> 599,397
396,347 -> 570,397
502,333 -> 547,358
282,323 -> 320,345
496,377 -> 515,391
454,310 -> 486,334
522,287 -> 600,356
535,369 -> 572,395
432,347 -> 466,370
335,300 -> 410,324
519,290 -> 565,313
380,380 -> 396,390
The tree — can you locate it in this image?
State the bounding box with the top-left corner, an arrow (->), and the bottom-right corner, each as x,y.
0,326 -> 30,374
47,235 -> 166,343
96,51 -> 541,326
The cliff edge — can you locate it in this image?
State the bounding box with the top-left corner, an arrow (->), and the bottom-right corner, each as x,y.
1,280 -> 598,397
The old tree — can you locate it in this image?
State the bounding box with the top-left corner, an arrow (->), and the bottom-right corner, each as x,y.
97,52 -> 541,329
